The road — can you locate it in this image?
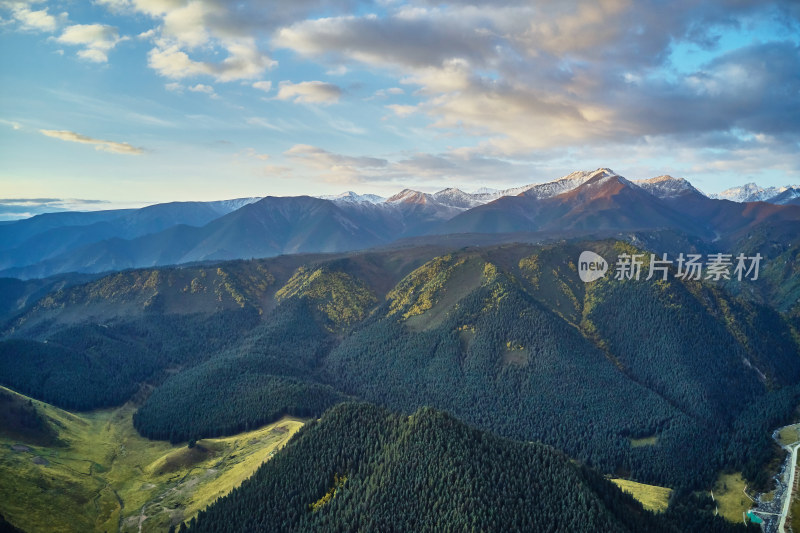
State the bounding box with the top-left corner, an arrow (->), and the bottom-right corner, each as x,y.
750,427 -> 800,533
778,442 -> 799,532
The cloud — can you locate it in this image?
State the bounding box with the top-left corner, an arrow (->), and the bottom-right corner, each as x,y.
0,198 -> 113,221
188,83 -> 217,97
147,39 -> 275,81
386,104 -> 417,117
252,80 -> 272,92
238,147 -> 270,161
95,0 -> 298,82
56,23 -> 126,62
0,118 -> 22,130
2,2 -> 59,32
246,116 -> 283,131
285,144 -> 387,183
39,129 -> 144,154
273,2 -> 800,156
283,143 -> 541,188
276,81 -> 342,104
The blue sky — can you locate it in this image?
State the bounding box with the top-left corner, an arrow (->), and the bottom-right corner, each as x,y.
1,0 -> 799,218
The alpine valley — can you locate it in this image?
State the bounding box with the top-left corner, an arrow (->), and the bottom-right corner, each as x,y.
1,168 -> 800,532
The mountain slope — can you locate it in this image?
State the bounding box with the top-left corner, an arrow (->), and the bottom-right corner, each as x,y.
186,402 -> 684,533
439,169 -> 714,238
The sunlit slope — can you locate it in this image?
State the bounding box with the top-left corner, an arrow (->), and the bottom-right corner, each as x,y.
0,386 -> 303,533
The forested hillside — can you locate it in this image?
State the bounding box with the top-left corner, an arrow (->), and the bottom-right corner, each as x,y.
1,238 -> 798,530
185,403 -> 747,533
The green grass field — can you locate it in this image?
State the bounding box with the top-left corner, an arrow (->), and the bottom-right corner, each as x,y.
0,386 -> 304,532
712,472 -> 752,523
610,479 -> 672,513
778,425 -> 800,446
629,435 -> 658,447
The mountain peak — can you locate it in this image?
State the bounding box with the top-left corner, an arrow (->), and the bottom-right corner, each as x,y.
711,183 -> 800,204
519,168 -> 618,200
634,175 -> 704,199
387,189 -> 430,204
319,191 -> 385,204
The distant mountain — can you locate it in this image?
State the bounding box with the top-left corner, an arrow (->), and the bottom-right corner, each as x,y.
318,191 -> 384,204
4,169 -> 800,279
711,183 -> 800,205
0,198 -> 262,273
633,175 -> 705,199
438,169 -> 717,238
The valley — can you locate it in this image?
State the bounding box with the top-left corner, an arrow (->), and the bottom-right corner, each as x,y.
0,386 -> 303,533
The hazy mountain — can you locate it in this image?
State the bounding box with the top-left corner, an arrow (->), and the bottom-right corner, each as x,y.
0,198 -> 262,272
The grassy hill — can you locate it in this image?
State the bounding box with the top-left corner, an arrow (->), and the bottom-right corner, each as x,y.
0,386 -> 303,533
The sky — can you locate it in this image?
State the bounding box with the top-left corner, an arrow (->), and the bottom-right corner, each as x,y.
1,0 -> 799,219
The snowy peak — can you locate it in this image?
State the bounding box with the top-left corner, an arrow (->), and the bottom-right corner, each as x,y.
206,197 -> 263,215
633,175 -> 704,199
432,188 -> 484,209
712,183 -> 769,202
319,191 -> 385,204
386,189 -> 433,205
711,183 -> 800,204
520,168 -> 618,200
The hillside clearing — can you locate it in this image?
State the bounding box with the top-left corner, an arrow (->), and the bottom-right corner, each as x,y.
610,479 -> 671,513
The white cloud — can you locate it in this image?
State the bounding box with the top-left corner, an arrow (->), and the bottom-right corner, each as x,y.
273,3 -> 800,158
3,2 -> 59,32
40,129 -> 144,154
148,39 -> 274,81
57,23 -> 126,63
252,80 -> 272,92
188,83 -> 217,97
386,104 -> 416,117
95,0 -> 281,82
285,144 -> 387,183
276,81 -> 342,104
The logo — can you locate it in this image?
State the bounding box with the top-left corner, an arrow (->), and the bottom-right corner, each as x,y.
578,251 -> 608,282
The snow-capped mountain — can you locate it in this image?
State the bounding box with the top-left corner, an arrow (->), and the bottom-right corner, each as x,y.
633,176 -> 704,199
206,197 -> 263,215
519,168 -> 617,199
711,183 -> 800,204
319,191 -> 385,204
432,188 -> 486,209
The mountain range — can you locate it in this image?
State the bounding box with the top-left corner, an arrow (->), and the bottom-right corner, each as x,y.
1,236 -> 794,531
1,169 -> 799,280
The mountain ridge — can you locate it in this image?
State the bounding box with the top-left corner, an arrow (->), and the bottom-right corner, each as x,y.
3,169 -> 800,280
